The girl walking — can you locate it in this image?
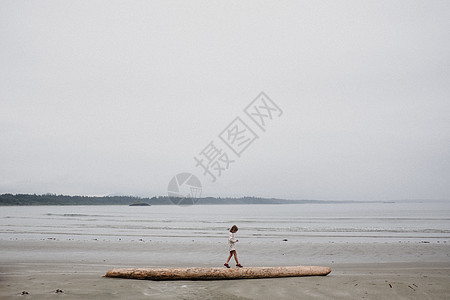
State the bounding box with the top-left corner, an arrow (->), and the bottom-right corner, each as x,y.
224,225 -> 243,268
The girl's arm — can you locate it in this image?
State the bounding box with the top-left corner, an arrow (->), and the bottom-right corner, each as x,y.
229,233 -> 238,243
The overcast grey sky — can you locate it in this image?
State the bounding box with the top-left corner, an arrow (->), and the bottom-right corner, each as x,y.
1,1 -> 449,200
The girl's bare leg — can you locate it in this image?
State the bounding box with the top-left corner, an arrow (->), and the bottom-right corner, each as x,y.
233,251 -> 240,265
225,251 -> 233,264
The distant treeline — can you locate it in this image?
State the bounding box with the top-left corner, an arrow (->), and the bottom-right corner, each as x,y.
0,193 -> 342,206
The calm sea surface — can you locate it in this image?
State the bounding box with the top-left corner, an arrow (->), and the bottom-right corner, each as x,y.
1,202 -> 449,243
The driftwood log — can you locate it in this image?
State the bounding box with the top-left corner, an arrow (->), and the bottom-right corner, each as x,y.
105,266 -> 331,280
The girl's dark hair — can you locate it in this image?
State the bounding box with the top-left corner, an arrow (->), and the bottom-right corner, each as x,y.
230,225 -> 238,232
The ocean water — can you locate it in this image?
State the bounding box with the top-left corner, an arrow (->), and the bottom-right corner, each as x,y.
1,202 -> 449,244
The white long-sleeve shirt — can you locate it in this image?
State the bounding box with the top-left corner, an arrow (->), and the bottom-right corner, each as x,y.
229,232 -> 237,244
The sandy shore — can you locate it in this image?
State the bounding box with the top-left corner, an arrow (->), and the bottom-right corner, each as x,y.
1,239 -> 449,299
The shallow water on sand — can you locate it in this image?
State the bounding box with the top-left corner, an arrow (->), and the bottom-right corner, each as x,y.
1,202 -> 449,244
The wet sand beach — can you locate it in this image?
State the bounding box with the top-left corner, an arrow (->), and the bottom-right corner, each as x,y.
1,239 -> 449,299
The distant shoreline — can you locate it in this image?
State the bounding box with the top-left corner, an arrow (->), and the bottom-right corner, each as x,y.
1,193 -> 445,206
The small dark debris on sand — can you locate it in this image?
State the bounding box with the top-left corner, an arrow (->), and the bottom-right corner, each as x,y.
21,291 -> 29,295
